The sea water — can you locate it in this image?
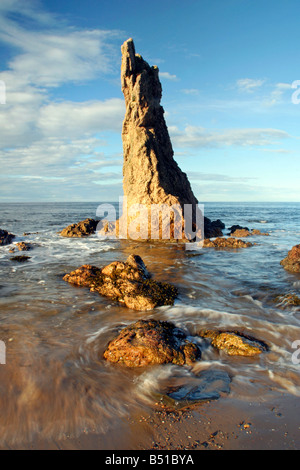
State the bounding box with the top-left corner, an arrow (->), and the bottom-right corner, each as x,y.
0,201 -> 299,444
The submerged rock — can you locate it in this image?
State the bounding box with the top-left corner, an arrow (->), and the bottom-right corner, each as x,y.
103,319 -> 201,367
160,369 -> 231,409
251,229 -> 269,236
10,255 -> 31,262
275,293 -> 300,307
16,242 -> 31,251
280,244 -> 300,273
0,229 -> 15,246
63,254 -> 178,310
60,218 -> 98,238
203,237 -> 253,249
199,330 -> 268,356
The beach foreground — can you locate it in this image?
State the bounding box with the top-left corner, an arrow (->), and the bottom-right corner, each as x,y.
0,201 -> 299,451
2,393 -> 299,450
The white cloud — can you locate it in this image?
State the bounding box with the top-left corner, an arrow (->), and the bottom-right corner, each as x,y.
169,125 -> 290,149
268,82 -> 293,105
159,71 -> 178,81
236,78 -> 266,93
0,0 -> 125,201
37,99 -> 124,139
181,89 -> 199,95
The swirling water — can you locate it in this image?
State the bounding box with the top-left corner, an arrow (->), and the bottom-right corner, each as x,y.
0,201 -> 300,445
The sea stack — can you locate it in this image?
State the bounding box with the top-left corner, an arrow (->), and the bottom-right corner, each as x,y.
101,38 -> 223,241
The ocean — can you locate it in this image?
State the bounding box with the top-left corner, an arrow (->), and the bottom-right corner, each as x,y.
0,201 -> 299,445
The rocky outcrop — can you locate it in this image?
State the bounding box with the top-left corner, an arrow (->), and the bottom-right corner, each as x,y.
103,319 -> 201,367
60,218 -> 98,238
230,229 -> 251,238
63,254 -> 177,310
199,330 -> 268,356
280,244 -> 300,273
203,237 -> 253,249
101,38 -> 223,242
228,225 -> 269,237
16,242 -> 31,251
0,229 -> 15,246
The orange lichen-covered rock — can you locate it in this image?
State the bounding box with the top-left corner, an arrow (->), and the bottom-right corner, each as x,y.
103,319 -> 201,367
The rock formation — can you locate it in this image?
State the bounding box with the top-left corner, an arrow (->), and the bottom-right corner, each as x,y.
228,225 -> 269,237
199,330 -> 268,356
16,242 -> 31,251
280,244 -> 300,273
0,229 -> 15,246
103,319 -> 201,367
60,218 -> 98,238
63,254 -> 177,310
100,38 -> 223,241
203,237 -> 253,249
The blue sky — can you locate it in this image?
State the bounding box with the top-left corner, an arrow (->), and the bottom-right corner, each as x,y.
0,0 -> 300,202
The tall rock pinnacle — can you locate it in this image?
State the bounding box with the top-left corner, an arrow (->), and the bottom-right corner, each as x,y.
121,38 -> 198,212
101,38 -> 223,241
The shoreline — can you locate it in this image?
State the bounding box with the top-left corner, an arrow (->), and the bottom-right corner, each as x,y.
2,393 -> 299,450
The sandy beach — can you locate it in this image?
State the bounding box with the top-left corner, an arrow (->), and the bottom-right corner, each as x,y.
2,392 -> 299,451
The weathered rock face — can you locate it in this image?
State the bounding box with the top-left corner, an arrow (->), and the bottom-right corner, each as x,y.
113,38 -> 223,241
0,229 -> 15,246
280,244 -> 300,273
60,218 -> 98,238
63,254 -> 178,310
103,319 -> 201,367
203,237 -> 253,249
199,330 -> 268,357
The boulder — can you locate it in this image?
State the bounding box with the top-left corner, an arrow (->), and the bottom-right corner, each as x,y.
199,330 -> 268,356
103,319 -> 201,367
228,225 -> 249,234
63,254 -> 178,311
16,242 -> 31,251
280,244 -> 300,273
203,237 -> 252,249
60,218 -> 98,238
0,229 -> 15,246
230,229 -> 251,238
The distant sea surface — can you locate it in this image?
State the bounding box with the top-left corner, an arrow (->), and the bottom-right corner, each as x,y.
0,201 -> 300,445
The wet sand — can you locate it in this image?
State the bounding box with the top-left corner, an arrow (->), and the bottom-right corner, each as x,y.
2,392 -> 299,450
